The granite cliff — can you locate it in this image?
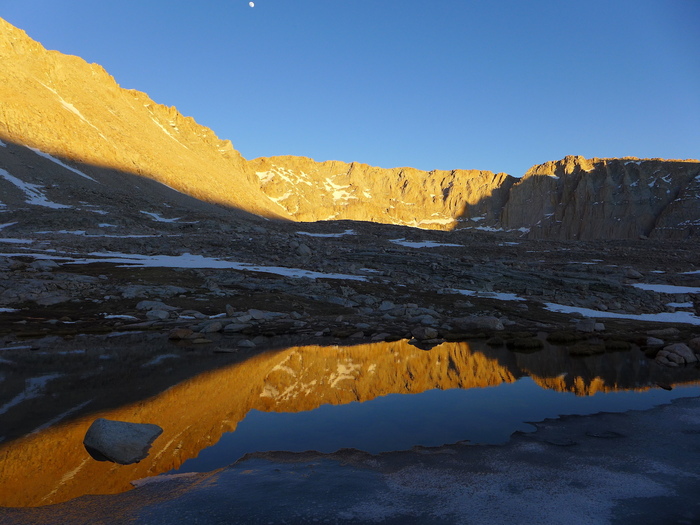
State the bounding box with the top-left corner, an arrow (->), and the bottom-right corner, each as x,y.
250,156 -> 515,230
502,155 -> 700,240
1,17 -> 698,239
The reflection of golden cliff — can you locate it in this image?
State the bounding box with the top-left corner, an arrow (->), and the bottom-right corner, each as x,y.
0,341 -> 514,507
0,340 -> 698,507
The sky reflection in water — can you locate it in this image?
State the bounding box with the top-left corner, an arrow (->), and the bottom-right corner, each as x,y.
178,377 -> 700,473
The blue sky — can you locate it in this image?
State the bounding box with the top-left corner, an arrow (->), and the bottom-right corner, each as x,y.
4,0 -> 699,176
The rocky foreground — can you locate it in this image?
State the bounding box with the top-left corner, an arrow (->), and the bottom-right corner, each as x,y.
2,218 -> 699,343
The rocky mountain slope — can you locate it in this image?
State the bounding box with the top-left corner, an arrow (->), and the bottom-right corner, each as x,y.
250,156 -> 515,230
0,17 -> 285,222
502,155 -> 700,240
0,15 -> 698,240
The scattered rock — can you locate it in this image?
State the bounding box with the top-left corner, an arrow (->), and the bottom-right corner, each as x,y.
29,260 -> 59,271
136,300 -> 177,311
647,327 -> 680,337
146,309 -> 170,321
179,310 -> 207,319
199,321 -> 223,333
168,328 -> 194,340
575,319 -> 597,333
83,418 -> 162,465
378,301 -> 395,311
411,326 -> 438,340
689,337 -> 700,352
238,339 -> 256,348
453,316 -> 504,331
296,243 -> 312,257
657,343 -> 698,365
224,323 -> 250,333
625,268 -> 643,279
248,309 -> 268,320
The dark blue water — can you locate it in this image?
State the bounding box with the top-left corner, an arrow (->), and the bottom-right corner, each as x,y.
176,377 -> 700,473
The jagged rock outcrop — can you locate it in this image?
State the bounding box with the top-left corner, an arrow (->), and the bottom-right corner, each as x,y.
250,156 -> 515,230
501,155 -> 700,240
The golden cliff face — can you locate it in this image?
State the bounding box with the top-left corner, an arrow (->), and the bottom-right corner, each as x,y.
249,156 -> 515,230
0,17 -> 283,219
1,339 -> 698,508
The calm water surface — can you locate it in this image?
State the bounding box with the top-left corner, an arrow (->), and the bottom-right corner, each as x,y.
177,377 -> 700,473
2,336 -> 700,507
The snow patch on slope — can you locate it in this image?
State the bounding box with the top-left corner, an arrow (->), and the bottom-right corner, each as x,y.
0,168 -> 71,209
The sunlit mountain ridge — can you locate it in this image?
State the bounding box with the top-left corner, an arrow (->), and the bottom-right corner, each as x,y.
1,17 -> 699,238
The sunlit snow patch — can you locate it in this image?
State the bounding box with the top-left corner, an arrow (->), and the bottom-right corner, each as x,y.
26,147 -> 98,183
390,238 -> 462,249
544,303 -> 700,325
297,230 -> 355,238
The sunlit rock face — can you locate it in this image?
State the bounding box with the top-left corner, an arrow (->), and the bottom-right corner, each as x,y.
1,17 -> 698,237
1,339 -> 698,508
250,156 -> 515,231
0,17 -> 280,219
502,155 -> 700,239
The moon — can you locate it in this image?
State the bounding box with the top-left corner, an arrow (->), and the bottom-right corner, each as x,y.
249,1 -> 254,6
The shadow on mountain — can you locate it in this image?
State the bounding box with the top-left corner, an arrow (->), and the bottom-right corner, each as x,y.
490,157 -> 700,240
0,137 -> 284,233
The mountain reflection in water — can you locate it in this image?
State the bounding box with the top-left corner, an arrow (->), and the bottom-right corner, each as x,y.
1,338 -> 699,507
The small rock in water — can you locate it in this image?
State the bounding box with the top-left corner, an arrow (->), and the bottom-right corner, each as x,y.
412,326 -> 438,340
83,418 -> 162,465
661,343 -> 697,364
